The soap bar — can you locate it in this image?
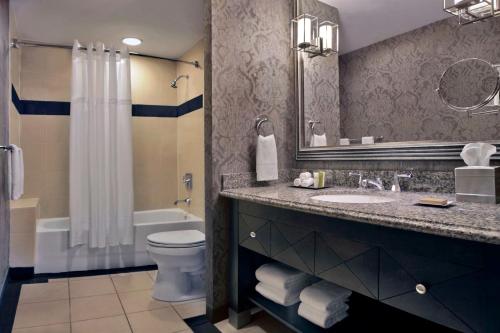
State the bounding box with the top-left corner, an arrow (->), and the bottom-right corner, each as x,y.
419,197 -> 448,206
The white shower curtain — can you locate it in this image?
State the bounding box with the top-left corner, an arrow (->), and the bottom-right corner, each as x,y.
70,41 -> 134,248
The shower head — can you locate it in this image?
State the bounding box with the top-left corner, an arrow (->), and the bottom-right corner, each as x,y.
170,75 -> 189,88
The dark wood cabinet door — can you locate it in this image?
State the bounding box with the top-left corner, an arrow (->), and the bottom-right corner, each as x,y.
239,214 -> 271,256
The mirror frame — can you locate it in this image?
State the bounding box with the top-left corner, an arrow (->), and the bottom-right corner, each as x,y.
294,1 -> 500,161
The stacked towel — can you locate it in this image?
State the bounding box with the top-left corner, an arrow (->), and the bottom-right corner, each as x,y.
256,134 -> 278,181
298,281 -> 351,329
294,172 -> 313,188
255,263 -> 311,306
339,138 -> 350,146
8,144 -> 24,200
362,136 -> 375,145
310,134 -> 327,147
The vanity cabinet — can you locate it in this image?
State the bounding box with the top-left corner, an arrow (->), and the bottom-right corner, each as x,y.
232,200 -> 500,332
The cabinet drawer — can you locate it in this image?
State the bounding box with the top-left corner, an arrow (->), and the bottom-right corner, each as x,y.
239,214 -> 270,256
314,232 -> 379,299
379,248 -> 483,332
270,222 -> 315,274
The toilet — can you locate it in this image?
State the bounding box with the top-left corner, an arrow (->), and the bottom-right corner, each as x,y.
146,230 -> 206,302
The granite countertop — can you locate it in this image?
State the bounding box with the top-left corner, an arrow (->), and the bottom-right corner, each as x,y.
220,183 -> 500,245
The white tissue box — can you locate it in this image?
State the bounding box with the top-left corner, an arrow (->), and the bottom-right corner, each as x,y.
455,166 -> 500,204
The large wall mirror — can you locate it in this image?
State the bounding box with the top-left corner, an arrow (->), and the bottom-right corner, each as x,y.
296,0 -> 500,160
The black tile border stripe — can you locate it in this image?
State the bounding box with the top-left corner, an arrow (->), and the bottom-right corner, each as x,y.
11,85 -> 203,118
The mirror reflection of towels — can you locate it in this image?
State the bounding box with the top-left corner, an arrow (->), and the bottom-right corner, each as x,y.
310,134 -> 327,147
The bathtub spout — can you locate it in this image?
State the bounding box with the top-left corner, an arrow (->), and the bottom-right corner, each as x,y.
174,198 -> 191,207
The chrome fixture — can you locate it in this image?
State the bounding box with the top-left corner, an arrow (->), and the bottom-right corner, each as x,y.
349,172 -> 363,188
415,284 -> 427,295
255,115 -> 275,136
170,75 -> 189,88
362,178 -> 384,191
10,38 -> 200,67
291,14 -> 338,57
183,173 -> 193,191
174,197 -> 191,207
444,0 -> 500,25
0,145 -> 13,151
391,171 -> 414,192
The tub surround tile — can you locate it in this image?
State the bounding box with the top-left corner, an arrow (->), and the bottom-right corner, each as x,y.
13,300 -> 70,329
71,315 -> 132,333
118,290 -> 170,314
127,308 -> 190,333
111,272 -> 154,293
19,282 -> 69,304
69,277 -> 116,298
12,323 -> 71,333
221,183 -> 500,245
70,294 -> 124,322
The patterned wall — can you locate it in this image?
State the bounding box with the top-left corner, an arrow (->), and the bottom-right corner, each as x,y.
301,0 -> 340,147
340,17 -> 500,143
0,0 -> 10,291
205,0 -> 295,320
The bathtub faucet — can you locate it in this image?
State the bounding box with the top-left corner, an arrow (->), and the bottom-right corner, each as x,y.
174,197 -> 191,207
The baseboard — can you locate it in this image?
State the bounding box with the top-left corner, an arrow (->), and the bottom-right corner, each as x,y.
8,267 -> 35,281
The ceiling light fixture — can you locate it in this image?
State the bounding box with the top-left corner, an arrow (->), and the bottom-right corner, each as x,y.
444,0 -> 500,24
122,37 -> 142,46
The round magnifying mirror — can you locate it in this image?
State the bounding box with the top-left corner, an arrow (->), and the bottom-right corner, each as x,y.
437,58 -> 500,112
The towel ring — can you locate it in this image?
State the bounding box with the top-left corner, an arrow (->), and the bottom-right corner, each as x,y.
308,120 -> 325,136
255,115 -> 274,136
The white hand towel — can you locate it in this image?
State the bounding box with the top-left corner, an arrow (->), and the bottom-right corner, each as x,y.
298,302 -> 348,329
310,134 -> 327,147
255,263 -> 311,291
300,280 -> 352,312
299,172 -> 312,180
293,178 -> 302,187
339,138 -> 350,146
255,282 -> 301,306
362,136 -> 375,145
8,144 -> 24,200
300,178 -> 314,188
256,135 -> 278,182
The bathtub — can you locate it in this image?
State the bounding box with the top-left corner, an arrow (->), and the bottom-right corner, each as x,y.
35,208 -> 204,274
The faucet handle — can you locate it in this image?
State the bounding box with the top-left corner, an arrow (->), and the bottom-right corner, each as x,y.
349,171 -> 363,188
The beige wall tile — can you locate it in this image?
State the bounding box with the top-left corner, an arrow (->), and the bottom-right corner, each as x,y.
130,56 -> 177,105
176,39 -> 204,105
9,232 -> 35,267
10,207 -> 37,233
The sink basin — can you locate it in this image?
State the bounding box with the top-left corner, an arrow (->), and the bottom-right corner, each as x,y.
311,194 -> 396,204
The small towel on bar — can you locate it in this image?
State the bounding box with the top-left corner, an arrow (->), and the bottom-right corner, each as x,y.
255,263 -> 311,291
300,280 -> 352,313
255,282 -> 301,306
256,134 -> 278,182
298,302 -> 349,329
310,134 -> 327,147
8,144 -> 24,200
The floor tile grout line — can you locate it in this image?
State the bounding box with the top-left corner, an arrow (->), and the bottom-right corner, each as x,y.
111,274 -> 135,332
67,277 -> 72,333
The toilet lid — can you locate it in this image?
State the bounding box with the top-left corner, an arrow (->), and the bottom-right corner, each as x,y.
147,230 -> 205,247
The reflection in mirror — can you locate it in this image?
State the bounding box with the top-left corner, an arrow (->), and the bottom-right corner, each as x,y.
437,58 -> 500,113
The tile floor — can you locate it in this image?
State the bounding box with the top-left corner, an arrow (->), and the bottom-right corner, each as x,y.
12,270 -> 206,333
215,312 -> 293,333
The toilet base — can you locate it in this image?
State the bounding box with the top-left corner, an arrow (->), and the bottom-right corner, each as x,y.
152,266 -> 206,302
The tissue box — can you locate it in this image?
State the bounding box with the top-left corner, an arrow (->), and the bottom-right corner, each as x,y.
455,167 -> 500,204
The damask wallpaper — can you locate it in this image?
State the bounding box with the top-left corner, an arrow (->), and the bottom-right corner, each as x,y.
301,0 -> 340,147
339,16 -> 500,143
205,0 -> 295,320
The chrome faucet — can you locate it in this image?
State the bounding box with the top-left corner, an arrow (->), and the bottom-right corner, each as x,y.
362,177 -> 384,191
174,198 -> 192,206
349,172 -> 363,188
391,171 -> 414,192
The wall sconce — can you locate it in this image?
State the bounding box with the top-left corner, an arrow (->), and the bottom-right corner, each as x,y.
291,14 -> 338,57
444,0 -> 500,24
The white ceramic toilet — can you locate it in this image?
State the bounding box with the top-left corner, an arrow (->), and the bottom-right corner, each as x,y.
146,230 -> 206,302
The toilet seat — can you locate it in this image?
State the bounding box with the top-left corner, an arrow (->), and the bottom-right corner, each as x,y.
147,230 -> 205,248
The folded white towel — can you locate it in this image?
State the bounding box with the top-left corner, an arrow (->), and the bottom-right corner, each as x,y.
362,136 -> 374,145
255,263 -> 311,291
255,282 -> 301,306
299,172 -> 312,180
8,144 -> 24,200
339,138 -> 350,146
300,178 -> 314,188
293,178 -> 301,187
256,135 -> 278,181
310,134 -> 327,147
300,280 -> 352,312
298,302 -> 348,329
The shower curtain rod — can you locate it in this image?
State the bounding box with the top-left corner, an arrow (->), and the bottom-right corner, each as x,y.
10,38 -> 200,68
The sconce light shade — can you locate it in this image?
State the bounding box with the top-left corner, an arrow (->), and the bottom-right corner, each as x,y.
291,14 -> 318,52
318,21 -> 339,56
444,0 -> 500,24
